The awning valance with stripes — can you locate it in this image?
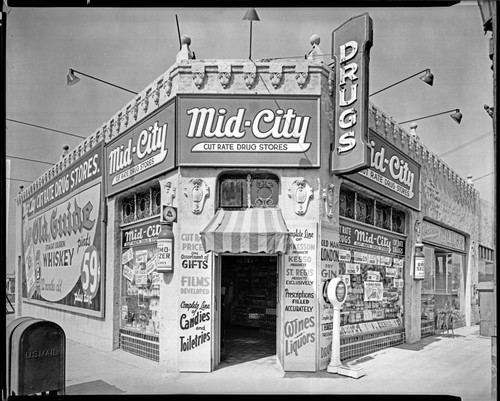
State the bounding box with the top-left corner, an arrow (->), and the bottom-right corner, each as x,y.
200,208 -> 290,254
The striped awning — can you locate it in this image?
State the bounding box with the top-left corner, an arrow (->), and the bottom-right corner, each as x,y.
200,208 -> 290,254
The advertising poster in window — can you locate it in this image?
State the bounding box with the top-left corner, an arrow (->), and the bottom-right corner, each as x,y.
178,231 -> 212,372
283,221 -> 317,371
21,145 -> 104,317
121,220 -> 161,335
319,221 -> 340,370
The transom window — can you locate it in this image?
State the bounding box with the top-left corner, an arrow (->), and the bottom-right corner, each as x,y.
121,185 -> 161,224
218,173 -> 280,209
339,185 -> 406,234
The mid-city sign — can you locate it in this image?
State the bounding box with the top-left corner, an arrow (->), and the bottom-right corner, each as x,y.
105,100 -> 175,196
178,95 -> 320,167
344,132 -> 421,210
331,13 -> 373,174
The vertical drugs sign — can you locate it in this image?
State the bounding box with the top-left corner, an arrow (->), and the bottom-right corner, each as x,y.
331,13 -> 373,174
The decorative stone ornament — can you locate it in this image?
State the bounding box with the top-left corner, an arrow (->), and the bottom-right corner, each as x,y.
218,63 -> 232,89
164,76 -> 172,97
288,179 -> 313,216
133,98 -> 140,121
184,178 -> 210,214
295,63 -> 309,89
269,63 -> 283,89
163,181 -> 176,207
143,92 -> 150,113
153,82 -> 161,106
243,63 -> 257,89
322,184 -> 335,219
328,70 -> 335,97
414,219 -> 422,243
192,63 -> 206,89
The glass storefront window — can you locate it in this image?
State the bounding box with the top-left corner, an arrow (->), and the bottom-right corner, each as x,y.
339,185 -> 406,235
120,243 -> 160,335
338,250 -> 405,326
218,173 -> 279,209
478,245 -> 495,283
120,185 -> 162,337
420,247 -> 465,327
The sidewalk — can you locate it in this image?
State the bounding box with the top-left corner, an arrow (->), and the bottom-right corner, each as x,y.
62,325 -> 493,400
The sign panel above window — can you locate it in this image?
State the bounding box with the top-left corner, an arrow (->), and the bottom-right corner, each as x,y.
105,100 -> 175,197
177,95 -> 320,168
421,220 -> 466,253
342,131 -> 421,211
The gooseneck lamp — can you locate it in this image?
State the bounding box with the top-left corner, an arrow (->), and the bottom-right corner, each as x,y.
370,68 -> 434,97
67,68 -> 138,95
399,109 -> 463,125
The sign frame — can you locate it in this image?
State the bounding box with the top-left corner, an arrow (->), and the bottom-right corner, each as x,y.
21,143 -> 106,318
177,94 -> 321,168
105,98 -> 176,197
343,130 -> 421,210
331,13 -> 373,174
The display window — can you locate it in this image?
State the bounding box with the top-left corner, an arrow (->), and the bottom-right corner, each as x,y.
478,245 -> 494,283
421,247 -> 465,327
338,248 -> 404,329
119,185 -> 162,337
338,185 -> 406,334
120,241 -> 160,335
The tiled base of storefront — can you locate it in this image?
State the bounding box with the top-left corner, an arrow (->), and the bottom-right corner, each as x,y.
340,326 -> 406,361
117,325 -> 434,368
119,329 -> 159,362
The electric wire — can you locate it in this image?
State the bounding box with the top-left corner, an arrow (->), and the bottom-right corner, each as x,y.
438,130 -> 493,158
6,118 -> 86,139
6,155 -> 56,166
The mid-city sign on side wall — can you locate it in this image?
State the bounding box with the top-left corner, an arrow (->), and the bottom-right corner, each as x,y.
331,13 -> 373,174
344,131 -> 421,210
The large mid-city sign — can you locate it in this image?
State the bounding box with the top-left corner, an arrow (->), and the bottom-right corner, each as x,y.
177,95 -> 320,167
21,144 -> 104,317
105,99 -> 175,197
331,13 -> 373,174
344,131 -> 421,210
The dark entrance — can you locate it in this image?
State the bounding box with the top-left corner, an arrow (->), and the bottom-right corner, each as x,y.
219,255 -> 277,367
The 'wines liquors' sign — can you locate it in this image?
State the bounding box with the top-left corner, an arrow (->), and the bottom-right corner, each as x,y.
331,13 -> 373,174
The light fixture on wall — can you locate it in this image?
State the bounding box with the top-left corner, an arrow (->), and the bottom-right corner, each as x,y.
66,68 -> 138,94
242,8 -> 260,60
370,68 -> 434,97
399,109 -> 462,125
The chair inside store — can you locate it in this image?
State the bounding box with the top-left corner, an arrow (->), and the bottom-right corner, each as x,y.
219,255 -> 277,367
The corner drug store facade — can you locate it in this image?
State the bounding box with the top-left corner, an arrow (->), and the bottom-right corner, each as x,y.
14,15 -> 492,373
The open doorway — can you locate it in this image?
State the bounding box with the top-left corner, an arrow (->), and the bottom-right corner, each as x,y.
219,254 -> 278,367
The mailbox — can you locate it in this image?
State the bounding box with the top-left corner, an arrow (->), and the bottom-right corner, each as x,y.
7,318 -> 66,396
6,316 -> 36,397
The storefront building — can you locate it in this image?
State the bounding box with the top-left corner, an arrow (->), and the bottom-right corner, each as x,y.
14,14 -> 494,373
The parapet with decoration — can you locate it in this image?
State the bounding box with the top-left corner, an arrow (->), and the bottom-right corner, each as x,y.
15,34 -> 478,215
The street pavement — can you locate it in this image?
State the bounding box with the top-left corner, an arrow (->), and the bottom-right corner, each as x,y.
54,325 -> 493,400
